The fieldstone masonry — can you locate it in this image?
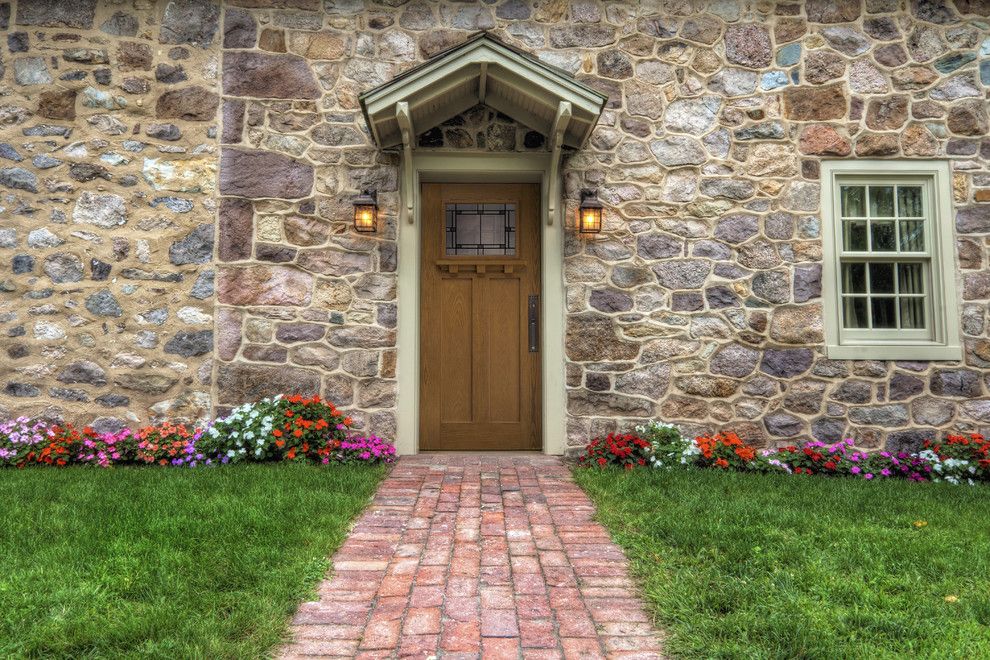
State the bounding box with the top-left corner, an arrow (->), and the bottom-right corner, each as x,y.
1,0 -> 989,454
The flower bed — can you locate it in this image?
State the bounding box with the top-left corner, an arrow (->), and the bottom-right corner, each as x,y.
0,395 -> 395,469
579,421 -> 988,486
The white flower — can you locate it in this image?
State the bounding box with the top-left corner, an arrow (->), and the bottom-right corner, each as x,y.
227,450 -> 235,457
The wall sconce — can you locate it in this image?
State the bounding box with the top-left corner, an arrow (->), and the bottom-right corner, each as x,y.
578,189 -> 602,234
352,189 -> 378,233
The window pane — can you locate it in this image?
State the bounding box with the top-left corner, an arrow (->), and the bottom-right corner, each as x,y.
843,297 -> 868,328
898,263 -> 925,294
445,203 -> 516,256
899,298 -> 926,329
843,220 -> 867,250
841,186 -> 865,217
841,263 -> 867,293
869,262 -> 894,293
899,220 -> 925,252
871,297 -> 897,328
897,186 -> 923,217
869,186 -> 895,217
871,221 -> 896,251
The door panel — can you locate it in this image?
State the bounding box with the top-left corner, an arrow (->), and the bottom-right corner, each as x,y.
420,183 -> 541,451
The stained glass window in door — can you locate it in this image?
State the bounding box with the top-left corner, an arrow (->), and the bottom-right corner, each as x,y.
445,203 -> 517,256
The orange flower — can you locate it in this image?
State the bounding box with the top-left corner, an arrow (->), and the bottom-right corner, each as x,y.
293,429 -> 303,438
273,429 -> 283,438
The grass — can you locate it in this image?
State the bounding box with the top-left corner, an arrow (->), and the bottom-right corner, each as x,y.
0,463 -> 385,658
575,468 -> 990,659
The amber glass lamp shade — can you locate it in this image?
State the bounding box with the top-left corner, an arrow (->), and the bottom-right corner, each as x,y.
353,190 -> 377,233
578,190 -> 602,234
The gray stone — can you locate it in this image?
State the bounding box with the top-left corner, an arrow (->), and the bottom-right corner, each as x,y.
15,0 -> 96,28
822,26 -> 871,56
146,123 -> 182,141
652,260 -> 711,290
100,11 -> 138,36
0,167 -> 38,193
190,270 -> 215,299
912,397 -> 955,426
637,233 -> 682,260
27,228 -> 62,248
590,288 -> 634,313
812,418 -> 846,443
886,429 -> 937,454
715,214 -> 758,243
889,372 -> 925,401
57,360 -> 107,385
848,405 -> 910,427
568,390 -> 653,418
701,179 -> 754,201
13,57 -> 53,85
705,286 -> 738,308
43,253 -> 84,283
764,411 -> 804,437
12,255 -> 34,274
752,271 -> 790,304
169,224 -> 214,265
650,136 -> 706,166
32,155 -> 62,169
327,326 -> 395,349
711,343 -> 760,378
930,369 -> 982,397
760,348 -> 813,378
164,330 -> 213,357
73,192 -> 127,227
5,382 -> 40,397
663,97 -> 720,135
0,144 -> 23,162
160,0 -> 220,48
734,121 -> 785,141
85,290 -> 122,317
793,265 -> 822,303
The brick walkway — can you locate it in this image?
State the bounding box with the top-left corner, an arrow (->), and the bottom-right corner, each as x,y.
280,454 -> 665,659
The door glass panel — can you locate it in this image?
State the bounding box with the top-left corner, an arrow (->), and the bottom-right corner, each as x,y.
869,186 -> 895,217
841,186 -> 865,217
445,203 -> 517,256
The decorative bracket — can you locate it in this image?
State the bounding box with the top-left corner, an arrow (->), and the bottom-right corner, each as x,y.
396,101 -> 415,224
547,100 -> 572,226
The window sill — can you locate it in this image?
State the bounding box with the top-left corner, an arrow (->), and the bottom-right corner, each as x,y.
826,343 -> 962,361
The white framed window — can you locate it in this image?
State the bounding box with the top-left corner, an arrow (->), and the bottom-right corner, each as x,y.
821,160 -> 961,360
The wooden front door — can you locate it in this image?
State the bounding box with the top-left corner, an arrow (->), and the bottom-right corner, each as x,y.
420,183 -> 542,451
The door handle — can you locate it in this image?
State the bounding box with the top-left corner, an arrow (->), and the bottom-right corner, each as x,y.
528,295 -> 539,352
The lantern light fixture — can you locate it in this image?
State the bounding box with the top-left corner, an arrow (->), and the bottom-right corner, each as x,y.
578,189 -> 603,234
352,189 -> 378,233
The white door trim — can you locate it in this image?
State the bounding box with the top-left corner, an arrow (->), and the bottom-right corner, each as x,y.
394,151 -> 566,455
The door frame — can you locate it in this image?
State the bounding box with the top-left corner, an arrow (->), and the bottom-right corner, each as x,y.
395,151 -> 567,455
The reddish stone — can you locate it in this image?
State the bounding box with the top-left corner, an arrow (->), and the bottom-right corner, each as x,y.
258,28 -> 286,52
216,363 -> 320,405
217,265 -> 313,306
865,95 -> 909,130
117,41 -> 152,70
799,124 -> 851,155
219,148 -> 313,199
783,85 -> 847,121
222,51 -> 319,99
724,23 -> 771,68
218,197 -> 253,261
156,86 -> 220,121
855,133 -> 900,156
806,0 -> 861,22
948,100 -> 989,136
37,89 -> 76,120
221,99 -> 244,144
216,307 -> 242,361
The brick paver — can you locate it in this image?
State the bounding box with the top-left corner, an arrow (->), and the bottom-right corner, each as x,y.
281,454 -> 665,659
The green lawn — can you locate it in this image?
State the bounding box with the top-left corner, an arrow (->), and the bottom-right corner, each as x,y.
0,464 -> 385,658
575,468 -> 990,659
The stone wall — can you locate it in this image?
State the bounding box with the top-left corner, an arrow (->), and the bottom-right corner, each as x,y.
2,0 -> 989,452
0,0 -> 220,431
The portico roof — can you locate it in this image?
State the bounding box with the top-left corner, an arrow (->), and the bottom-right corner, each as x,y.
359,32 -> 607,150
